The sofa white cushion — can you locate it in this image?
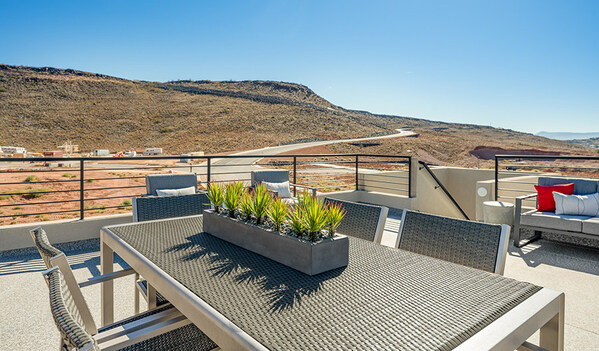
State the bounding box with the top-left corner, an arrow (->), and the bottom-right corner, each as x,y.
262,181 -> 292,198
520,210 -> 589,232
155,186 -> 196,197
553,192 -> 599,216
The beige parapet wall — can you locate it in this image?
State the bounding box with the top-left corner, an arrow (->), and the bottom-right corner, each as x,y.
475,174 -> 543,220
0,213 -> 132,251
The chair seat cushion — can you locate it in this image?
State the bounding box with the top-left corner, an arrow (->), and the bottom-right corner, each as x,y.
520,210 -> 590,232
262,181 -> 292,198
156,186 -> 196,197
582,217 -> 599,235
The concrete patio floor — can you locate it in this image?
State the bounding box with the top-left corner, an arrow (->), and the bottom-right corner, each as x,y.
1,232 -> 598,350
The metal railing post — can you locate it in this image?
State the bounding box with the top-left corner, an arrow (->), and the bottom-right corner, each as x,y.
293,156 -> 297,197
207,158 -> 211,184
408,156 -> 412,198
494,157 -> 499,201
355,155 -> 359,191
79,159 -> 85,220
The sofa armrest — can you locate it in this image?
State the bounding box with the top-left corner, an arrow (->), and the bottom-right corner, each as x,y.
515,193 -> 537,218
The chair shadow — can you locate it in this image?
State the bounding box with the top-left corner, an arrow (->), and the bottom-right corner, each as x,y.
0,239 -> 128,277
508,239 -> 599,276
166,233 -> 344,313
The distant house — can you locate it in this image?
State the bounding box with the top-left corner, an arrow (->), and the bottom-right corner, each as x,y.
93,149 -> 110,156
43,150 -> 63,157
1,146 -> 27,154
143,148 -> 163,155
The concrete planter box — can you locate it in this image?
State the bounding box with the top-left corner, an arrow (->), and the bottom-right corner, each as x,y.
203,210 -> 349,275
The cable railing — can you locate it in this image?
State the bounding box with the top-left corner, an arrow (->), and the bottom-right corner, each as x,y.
0,154 -> 411,224
494,154 -> 599,203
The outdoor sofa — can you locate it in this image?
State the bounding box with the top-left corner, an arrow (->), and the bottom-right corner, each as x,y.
514,176 -> 599,247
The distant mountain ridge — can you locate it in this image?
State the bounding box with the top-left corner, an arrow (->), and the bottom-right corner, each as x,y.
536,131 -> 599,140
0,63 -> 591,165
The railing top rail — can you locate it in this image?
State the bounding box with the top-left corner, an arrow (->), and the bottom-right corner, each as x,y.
495,154 -> 599,160
0,153 -> 411,162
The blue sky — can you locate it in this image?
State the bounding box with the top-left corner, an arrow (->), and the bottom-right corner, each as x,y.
1,1 -> 597,133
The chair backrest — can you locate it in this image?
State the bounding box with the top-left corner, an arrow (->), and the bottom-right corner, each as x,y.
43,266 -> 99,351
323,197 -> 388,244
30,226 -> 64,269
31,227 -> 99,335
146,173 -> 198,196
132,192 -> 211,222
538,176 -> 598,195
250,170 -> 289,186
396,210 -> 510,274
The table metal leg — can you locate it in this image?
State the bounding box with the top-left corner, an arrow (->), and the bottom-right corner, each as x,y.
147,282 -> 157,310
101,237 -> 114,326
540,294 -> 565,351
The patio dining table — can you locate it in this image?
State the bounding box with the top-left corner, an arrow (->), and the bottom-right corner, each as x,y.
100,215 -> 564,351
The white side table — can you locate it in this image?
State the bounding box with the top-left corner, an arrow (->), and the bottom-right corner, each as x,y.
483,201 -> 514,226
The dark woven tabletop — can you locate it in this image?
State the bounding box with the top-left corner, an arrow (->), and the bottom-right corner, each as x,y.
108,216 -> 541,351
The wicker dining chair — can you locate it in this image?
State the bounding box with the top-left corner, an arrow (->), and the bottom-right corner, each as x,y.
29,227 -> 145,323
396,210 -> 510,274
42,265 -> 218,351
132,193 -> 211,222
323,197 -> 389,244
131,192 -> 211,312
145,173 -> 198,196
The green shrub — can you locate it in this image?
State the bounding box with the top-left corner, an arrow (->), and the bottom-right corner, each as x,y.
159,127 -> 173,133
325,201 -> 346,237
119,199 -> 132,209
0,88 -> 6,92
251,184 -> 271,225
15,187 -> 49,199
238,190 -> 253,220
86,179 -> 94,183
223,182 -> 244,217
206,182 -> 225,213
62,173 -> 76,178
24,175 -> 37,182
267,197 -> 290,232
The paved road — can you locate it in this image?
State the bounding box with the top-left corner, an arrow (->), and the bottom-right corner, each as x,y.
207,129 -> 416,183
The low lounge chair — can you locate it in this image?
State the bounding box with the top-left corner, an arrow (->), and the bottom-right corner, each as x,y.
396,210 -> 510,274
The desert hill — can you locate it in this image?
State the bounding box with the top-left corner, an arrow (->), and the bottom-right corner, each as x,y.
0,64 -> 591,165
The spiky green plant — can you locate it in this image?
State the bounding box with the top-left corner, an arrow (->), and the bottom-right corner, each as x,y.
288,208 -> 306,238
302,196 -> 328,242
223,182 -> 244,217
238,190 -> 253,220
206,182 -> 225,213
267,197 -> 290,232
251,184 -> 272,225
325,201 -> 346,237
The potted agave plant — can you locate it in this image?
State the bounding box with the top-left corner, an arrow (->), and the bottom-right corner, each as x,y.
203,183 -> 349,275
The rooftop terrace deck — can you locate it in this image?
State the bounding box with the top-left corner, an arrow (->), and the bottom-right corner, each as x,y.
1,228 -> 597,350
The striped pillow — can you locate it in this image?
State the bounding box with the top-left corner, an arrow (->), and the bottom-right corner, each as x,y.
553,192 -> 599,216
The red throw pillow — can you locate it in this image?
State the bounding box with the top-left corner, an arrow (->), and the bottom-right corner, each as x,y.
534,183 -> 574,212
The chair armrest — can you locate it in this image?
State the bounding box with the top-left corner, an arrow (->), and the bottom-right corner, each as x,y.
78,268 -> 136,288
289,183 -> 318,196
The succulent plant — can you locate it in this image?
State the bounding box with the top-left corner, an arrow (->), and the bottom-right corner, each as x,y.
267,196 -> 290,232
302,196 -> 328,242
223,181 -> 244,217
325,201 -> 346,237
238,190 -> 253,220
251,184 -> 272,225
206,182 -> 225,213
